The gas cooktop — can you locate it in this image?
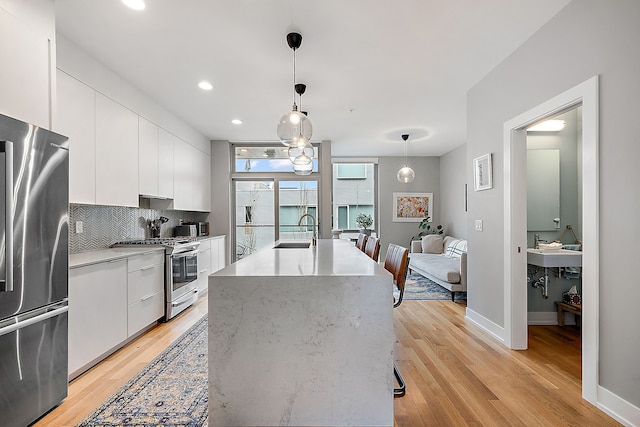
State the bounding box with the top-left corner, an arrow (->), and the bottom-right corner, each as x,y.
111,238 -> 200,253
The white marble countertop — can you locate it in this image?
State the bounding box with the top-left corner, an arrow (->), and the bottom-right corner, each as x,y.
69,235 -> 224,269
69,247 -> 164,269
212,238 -> 388,277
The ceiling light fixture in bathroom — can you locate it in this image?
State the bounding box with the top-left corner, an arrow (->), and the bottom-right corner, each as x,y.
527,119 -> 566,132
122,0 -> 145,11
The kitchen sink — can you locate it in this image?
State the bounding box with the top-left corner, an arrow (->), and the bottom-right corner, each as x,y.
527,248 -> 582,268
273,241 -> 311,249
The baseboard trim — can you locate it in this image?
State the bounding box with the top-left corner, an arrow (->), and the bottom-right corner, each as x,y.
465,307 -> 505,344
597,385 -> 640,426
527,311 -> 577,326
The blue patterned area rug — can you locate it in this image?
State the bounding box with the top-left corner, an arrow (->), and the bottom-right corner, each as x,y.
403,273 -> 467,301
78,315 -> 209,427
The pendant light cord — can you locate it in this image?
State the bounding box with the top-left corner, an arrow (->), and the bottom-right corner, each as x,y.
404,137 -> 408,165
292,49 -> 297,107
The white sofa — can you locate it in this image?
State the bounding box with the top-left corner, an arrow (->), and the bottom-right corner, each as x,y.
409,235 -> 467,301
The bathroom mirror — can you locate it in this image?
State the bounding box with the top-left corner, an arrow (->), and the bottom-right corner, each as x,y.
527,149 -> 560,231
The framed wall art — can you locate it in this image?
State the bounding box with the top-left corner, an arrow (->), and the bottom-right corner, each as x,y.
473,153 -> 493,191
392,192 -> 432,222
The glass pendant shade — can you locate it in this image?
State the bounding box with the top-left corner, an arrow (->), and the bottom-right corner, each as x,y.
397,166 -> 415,183
397,133 -> 415,183
287,144 -> 314,162
278,107 -> 312,147
293,160 -> 313,175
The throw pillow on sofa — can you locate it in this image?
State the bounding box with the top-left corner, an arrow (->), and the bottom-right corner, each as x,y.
421,235 -> 444,254
444,239 -> 467,258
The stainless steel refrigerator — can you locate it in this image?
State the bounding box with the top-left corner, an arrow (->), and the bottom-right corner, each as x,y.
0,113 -> 69,426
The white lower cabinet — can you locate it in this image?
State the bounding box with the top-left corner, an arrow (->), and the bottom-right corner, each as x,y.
210,236 -> 226,273
68,250 -> 165,378
197,239 -> 212,294
69,259 -> 128,377
127,252 -> 165,336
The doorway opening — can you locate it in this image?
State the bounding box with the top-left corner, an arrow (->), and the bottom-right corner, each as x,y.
503,76 -> 598,403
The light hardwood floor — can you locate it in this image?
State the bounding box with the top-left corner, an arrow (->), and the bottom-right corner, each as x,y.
36,297 -> 619,426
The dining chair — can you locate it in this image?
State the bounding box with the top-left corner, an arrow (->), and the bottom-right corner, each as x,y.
364,236 -> 381,262
383,243 -> 409,397
355,233 -> 368,252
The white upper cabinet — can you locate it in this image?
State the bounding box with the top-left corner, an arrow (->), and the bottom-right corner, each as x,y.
57,70 -> 96,204
138,116 -> 159,198
95,93 -> 139,207
0,5 -> 53,129
172,138 -> 192,211
172,139 -> 210,212
158,129 -> 175,199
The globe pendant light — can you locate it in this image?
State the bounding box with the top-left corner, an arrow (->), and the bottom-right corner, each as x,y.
277,32 -> 313,147
397,134 -> 415,183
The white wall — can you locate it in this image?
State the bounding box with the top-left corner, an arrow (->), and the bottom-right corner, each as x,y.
467,0 -> 640,411
378,156 -> 440,258
439,144 -> 467,239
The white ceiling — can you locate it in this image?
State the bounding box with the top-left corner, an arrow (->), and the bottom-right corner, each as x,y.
54,0 -> 570,157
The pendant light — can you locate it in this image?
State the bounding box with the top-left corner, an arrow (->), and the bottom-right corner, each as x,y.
397,134 -> 415,183
289,83 -> 314,174
277,32 -> 312,147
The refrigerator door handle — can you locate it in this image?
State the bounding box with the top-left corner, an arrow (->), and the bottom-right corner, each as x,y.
0,140 -> 13,293
0,303 -> 68,338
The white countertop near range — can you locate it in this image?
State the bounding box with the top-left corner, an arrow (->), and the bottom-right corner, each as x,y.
69,247 -> 165,269
69,234 -> 225,269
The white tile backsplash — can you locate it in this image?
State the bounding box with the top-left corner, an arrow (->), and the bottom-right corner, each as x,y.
69,204 -> 207,253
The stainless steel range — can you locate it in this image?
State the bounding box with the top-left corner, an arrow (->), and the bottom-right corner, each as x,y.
112,238 -> 200,321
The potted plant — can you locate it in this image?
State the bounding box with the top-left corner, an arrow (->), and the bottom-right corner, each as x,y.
355,213 -> 373,236
410,217 -> 443,243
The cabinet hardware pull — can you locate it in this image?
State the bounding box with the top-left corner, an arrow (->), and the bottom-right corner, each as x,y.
140,293 -> 155,301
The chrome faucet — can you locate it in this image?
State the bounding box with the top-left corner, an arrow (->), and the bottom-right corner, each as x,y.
298,213 -> 317,247
534,234 -> 539,249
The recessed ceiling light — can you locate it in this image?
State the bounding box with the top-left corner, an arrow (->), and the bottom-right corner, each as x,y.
527,120 -> 566,132
198,81 -> 213,91
122,0 -> 145,11
231,119 -> 242,125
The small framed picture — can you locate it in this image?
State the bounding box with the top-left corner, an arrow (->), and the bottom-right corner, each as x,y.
473,153 -> 493,191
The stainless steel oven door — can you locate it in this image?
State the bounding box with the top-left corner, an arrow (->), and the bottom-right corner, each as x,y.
170,249 -> 198,299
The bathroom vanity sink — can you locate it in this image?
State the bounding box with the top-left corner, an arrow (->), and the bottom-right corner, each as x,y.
527,248 -> 582,267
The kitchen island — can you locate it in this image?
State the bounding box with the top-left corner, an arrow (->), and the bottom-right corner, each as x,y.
208,239 -> 394,427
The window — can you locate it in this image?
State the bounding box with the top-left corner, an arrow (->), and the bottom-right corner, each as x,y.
332,162 -> 377,231
232,144 -> 322,261
336,164 -> 366,179
234,146 -> 318,173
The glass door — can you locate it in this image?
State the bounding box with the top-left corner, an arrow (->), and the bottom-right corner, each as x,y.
278,180 -> 318,241
234,180 -> 275,260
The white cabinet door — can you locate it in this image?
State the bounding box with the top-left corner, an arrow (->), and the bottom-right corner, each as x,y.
210,236 -> 226,273
68,259 -> 128,376
197,246 -> 211,294
158,129 -> 174,199
173,138 -> 210,212
57,70 -> 96,204
194,148 -> 211,211
0,8 -> 51,129
172,138 -> 192,210
127,251 -> 164,337
138,117 -> 159,197
95,93 -> 139,207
